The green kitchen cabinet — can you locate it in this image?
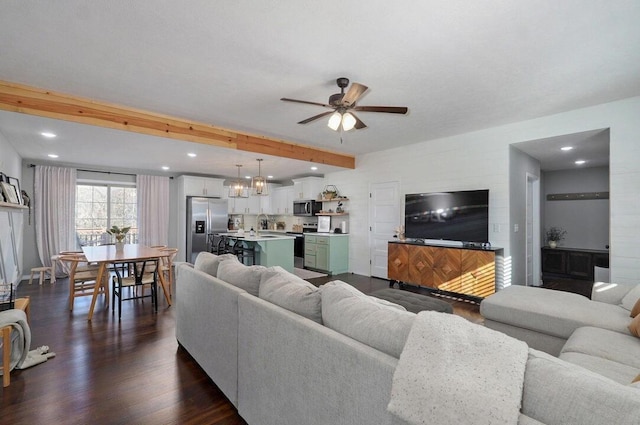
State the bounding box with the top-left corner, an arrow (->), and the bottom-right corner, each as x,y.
304,234 -> 349,274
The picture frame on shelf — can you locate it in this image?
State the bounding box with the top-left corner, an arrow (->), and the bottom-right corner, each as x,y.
1,182 -> 20,204
7,176 -> 23,204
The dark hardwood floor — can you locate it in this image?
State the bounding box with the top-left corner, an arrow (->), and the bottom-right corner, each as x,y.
1,277 -> 247,425
1,272 -> 481,423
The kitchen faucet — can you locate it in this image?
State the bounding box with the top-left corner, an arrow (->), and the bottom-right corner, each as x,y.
256,213 -> 269,236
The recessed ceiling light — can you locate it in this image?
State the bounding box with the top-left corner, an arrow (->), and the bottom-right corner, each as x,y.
41,132 -> 57,138
267,175 -> 274,179
575,160 -> 586,165
245,176 -> 251,179
310,166 -> 318,171
187,153 -> 197,157
162,166 -> 170,170
47,154 -> 59,158
561,146 -> 573,151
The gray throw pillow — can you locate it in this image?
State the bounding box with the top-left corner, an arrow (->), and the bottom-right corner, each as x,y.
259,266 -> 322,324
320,280 -> 415,358
193,252 -> 238,277
217,260 -> 266,297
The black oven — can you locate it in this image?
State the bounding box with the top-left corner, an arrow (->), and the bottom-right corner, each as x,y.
286,232 -> 305,258
293,200 -> 322,216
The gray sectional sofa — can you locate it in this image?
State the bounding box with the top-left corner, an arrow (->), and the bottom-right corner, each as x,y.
176,252 -> 640,425
481,283 -> 640,385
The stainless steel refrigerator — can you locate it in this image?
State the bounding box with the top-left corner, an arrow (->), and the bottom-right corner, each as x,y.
186,197 -> 228,263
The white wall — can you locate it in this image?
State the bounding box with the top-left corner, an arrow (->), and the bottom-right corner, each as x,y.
0,130 -> 22,180
543,167 -> 609,250
326,130 -> 511,278
0,130 -> 25,282
326,96 -> 640,285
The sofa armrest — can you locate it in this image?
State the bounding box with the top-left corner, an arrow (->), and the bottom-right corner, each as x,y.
522,349 -> 640,424
591,282 -> 637,304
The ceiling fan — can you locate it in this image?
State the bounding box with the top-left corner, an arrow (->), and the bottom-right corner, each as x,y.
280,77 -> 408,131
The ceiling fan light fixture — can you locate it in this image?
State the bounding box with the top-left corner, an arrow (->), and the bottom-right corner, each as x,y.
327,111 -> 342,131
341,112 -> 356,131
282,77 -> 408,135
229,164 -> 249,198
251,158 -> 270,196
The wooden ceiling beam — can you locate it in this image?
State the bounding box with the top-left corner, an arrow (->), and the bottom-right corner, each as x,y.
0,80 -> 355,169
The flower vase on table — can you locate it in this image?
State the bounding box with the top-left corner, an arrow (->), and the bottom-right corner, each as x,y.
107,225 -> 130,253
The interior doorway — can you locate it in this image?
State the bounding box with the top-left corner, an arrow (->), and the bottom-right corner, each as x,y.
512,128 -> 610,287
369,181 -> 400,279
526,173 -> 541,286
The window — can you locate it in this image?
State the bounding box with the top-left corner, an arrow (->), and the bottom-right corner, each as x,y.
76,184 -> 137,246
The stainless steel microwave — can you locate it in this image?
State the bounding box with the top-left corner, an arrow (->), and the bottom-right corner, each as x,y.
293,200 -> 322,216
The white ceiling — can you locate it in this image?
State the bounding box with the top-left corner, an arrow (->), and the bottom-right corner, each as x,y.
1,1 -> 639,179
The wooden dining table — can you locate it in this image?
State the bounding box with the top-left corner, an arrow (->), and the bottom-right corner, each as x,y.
82,244 -> 171,321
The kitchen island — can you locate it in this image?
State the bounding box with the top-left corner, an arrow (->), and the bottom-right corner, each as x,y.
217,233 -> 295,272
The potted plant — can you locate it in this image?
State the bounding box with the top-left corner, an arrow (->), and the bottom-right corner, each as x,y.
107,225 -> 131,250
545,226 -> 567,248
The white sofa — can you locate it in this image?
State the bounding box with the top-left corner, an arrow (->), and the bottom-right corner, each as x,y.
481,283 -> 640,384
176,253 -> 640,425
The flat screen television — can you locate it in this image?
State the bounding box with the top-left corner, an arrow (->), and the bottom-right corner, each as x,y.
404,189 -> 489,243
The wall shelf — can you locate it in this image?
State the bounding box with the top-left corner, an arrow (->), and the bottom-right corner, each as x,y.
0,201 -> 28,210
319,197 -> 349,202
318,197 -> 348,215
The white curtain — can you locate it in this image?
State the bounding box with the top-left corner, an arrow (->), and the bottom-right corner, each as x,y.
34,165 -> 77,267
136,174 -> 170,247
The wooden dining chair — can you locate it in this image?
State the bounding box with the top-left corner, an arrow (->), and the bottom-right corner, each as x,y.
111,259 -> 159,320
158,248 -> 178,298
59,254 -> 108,311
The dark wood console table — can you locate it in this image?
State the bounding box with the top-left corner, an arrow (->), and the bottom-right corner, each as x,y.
541,247 -> 609,283
388,241 -> 502,299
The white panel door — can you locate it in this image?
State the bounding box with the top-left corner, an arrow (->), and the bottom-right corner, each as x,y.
369,181 -> 400,279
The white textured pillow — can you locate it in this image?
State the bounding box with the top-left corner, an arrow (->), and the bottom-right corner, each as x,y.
320,280 -> 415,358
193,252 -> 238,277
621,285 -> 640,312
259,266 -> 322,324
217,260 -> 266,297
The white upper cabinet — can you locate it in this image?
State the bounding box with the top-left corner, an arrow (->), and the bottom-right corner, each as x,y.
272,186 -> 294,215
180,176 -> 225,197
292,177 -> 324,200
226,193 -> 271,214
248,195 -> 271,215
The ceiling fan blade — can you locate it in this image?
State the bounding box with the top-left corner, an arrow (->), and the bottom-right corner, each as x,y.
297,110 -> 334,125
281,98 -> 332,108
340,83 -> 368,107
353,105 -> 408,114
351,112 -> 367,130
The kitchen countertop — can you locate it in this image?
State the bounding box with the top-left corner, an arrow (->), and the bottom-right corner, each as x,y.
217,232 -> 295,242
311,233 -> 349,237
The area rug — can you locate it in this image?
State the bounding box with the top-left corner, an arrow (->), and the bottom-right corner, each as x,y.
293,268 -> 328,280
